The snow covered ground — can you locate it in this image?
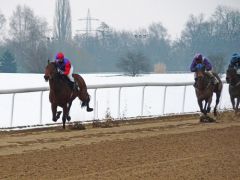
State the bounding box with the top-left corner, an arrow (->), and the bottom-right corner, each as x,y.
0,73 -> 231,128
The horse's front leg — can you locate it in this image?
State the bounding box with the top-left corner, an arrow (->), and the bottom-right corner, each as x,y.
66,101 -> 73,121
203,101 -> 208,115
62,104 -> 68,129
206,97 -> 212,114
51,103 -> 58,122
198,100 -> 204,114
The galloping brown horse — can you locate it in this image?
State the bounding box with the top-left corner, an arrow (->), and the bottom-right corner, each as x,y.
226,66 -> 240,113
44,61 -> 93,129
195,65 -> 222,117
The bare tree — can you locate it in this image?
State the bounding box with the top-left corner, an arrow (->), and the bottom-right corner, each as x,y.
9,5 -> 49,72
148,23 -> 169,39
0,11 -> 6,32
212,6 -> 240,40
0,11 -> 6,43
208,54 -> 226,74
54,0 -> 72,42
117,51 -> 151,76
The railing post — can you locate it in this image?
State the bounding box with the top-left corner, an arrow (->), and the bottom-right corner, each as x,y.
10,93 -> 15,127
162,86 -> 167,115
40,91 -> 43,124
96,100 -> 98,120
93,89 -> 97,120
141,86 -> 146,116
118,87 -> 122,119
182,86 -> 187,113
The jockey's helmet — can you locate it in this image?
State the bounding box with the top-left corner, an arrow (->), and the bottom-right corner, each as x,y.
232,53 -> 239,60
56,52 -> 64,60
195,53 -> 203,63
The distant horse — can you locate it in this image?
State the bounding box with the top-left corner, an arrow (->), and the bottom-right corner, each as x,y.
194,64 -> 222,117
226,66 -> 240,113
44,61 -> 93,129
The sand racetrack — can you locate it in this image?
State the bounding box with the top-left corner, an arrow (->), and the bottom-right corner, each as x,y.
0,111 -> 240,180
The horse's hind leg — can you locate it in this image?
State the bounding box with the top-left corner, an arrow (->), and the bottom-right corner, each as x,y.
79,93 -> 93,112
214,92 -> 221,116
86,96 -> 93,112
236,98 -> 240,114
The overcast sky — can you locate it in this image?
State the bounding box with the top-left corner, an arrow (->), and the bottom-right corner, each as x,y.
1,0 -> 240,39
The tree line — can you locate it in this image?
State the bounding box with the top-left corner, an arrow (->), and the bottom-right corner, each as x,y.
0,1 -> 239,75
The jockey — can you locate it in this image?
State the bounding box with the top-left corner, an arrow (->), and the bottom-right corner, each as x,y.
190,53 -> 219,87
229,53 -> 240,74
55,52 -> 75,90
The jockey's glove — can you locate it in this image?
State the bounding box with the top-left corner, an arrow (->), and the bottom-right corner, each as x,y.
57,68 -> 64,74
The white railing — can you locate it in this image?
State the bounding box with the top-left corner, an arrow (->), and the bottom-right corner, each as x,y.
0,81 -> 226,128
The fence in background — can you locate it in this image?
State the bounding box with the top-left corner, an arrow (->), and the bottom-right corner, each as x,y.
0,81 -> 226,128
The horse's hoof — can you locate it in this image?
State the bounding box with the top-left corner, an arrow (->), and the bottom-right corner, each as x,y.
67,116 -> 71,121
56,111 -> 62,119
207,107 -> 211,113
52,118 -> 57,122
87,107 -> 93,112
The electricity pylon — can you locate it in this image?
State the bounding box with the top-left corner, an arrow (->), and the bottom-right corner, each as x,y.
77,9 -> 99,36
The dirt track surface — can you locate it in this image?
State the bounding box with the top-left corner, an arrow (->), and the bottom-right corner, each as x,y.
0,112 -> 240,180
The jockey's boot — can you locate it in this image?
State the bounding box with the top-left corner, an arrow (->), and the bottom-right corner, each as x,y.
193,80 -> 197,88
68,81 -> 75,90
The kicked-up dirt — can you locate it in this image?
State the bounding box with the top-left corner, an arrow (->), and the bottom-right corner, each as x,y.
0,111 -> 240,180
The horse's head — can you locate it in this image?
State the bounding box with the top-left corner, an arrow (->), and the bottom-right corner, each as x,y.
226,66 -> 238,86
44,61 -> 58,82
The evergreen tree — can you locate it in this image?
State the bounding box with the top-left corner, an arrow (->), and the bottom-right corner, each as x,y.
0,50 -> 16,72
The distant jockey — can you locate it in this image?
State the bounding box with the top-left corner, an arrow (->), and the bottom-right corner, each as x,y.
228,53 -> 240,76
55,52 -> 75,90
190,53 -> 219,87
